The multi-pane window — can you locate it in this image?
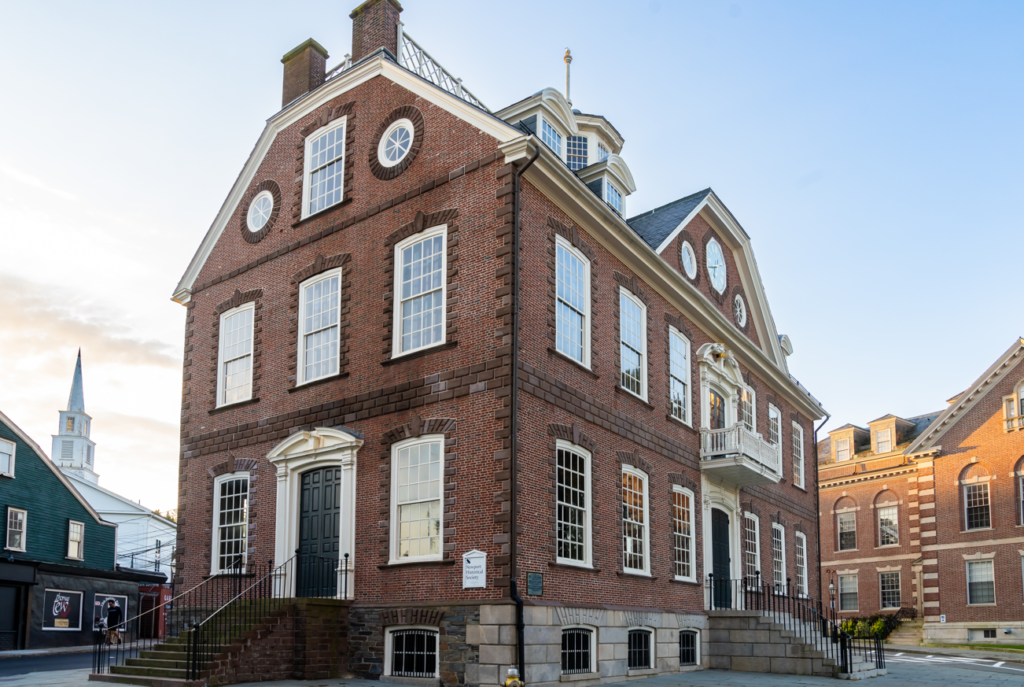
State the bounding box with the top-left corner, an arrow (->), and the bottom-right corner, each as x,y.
67,521 -> 84,559
743,514 -> 760,581
1005,394 -> 1024,430
389,628 -> 438,678
839,575 -> 858,611
556,240 -> 589,366
876,429 -> 892,453
305,120 -> 345,216
299,271 -> 340,384
556,444 -> 589,565
0,439 -> 13,476
738,389 -> 754,432
217,305 -> 254,406
619,291 -> 646,398
566,136 -> 588,171
541,120 -> 563,157
627,629 -> 651,670
214,476 -> 248,572
597,143 -> 609,162
771,524 -> 786,588
880,571 -> 900,609
967,560 -> 995,605
795,532 -> 808,597
708,389 -> 726,429
6,508 -> 26,551
394,439 -> 442,560
792,423 -> 805,488
679,630 -> 698,666
622,468 -> 649,574
606,184 -> 623,214
672,487 -> 693,581
964,483 -> 991,530
836,438 -> 850,462
396,229 -> 446,355
878,506 -> 899,546
669,328 -> 689,423
561,627 -> 593,674
838,512 -> 857,551
768,405 -> 781,447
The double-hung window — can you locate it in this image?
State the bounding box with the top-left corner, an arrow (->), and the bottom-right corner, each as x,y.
541,120 -> 562,157
606,183 -> 623,214
877,506 -> 899,546
621,466 -> 650,575
67,521 -> 84,560
216,304 -> 254,407
836,438 -> 850,462
392,437 -> 443,562
876,429 -> 892,453
1005,392 -> 1024,431
555,442 -> 591,566
880,571 -> 900,609
555,237 -> 590,366
619,289 -> 647,400
672,486 -> 695,581
839,574 -> 858,611
0,438 -> 14,477
838,512 -> 857,551
964,483 -> 991,530
743,513 -> 760,582
303,118 -> 346,218
668,327 -> 690,424
566,135 -> 588,171
394,226 -> 447,356
561,627 -> 595,674
771,524 -> 786,588
795,532 -> 808,597
738,389 -> 754,432
967,560 -> 995,605
212,474 -> 248,573
792,423 -> 805,488
597,143 -> 609,162
297,269 -> 341,384
768,405 -> 781,448
5,507 -> 26,551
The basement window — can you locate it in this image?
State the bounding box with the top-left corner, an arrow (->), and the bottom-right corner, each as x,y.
386,627 -> 438,679
561,626 -> 595,674
679,630 -> 699,666
627,628 -> 652,670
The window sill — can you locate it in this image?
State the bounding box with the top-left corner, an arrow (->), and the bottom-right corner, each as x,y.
792,483 -> 807,492
616,570 -> 657,580
292,196 -> 353,230
560,672 -> 596,682
666,415 -> 697,435
549,561 -> 601,573
380,675 -> 440,687
288,372 -> 349,393
547,348 -> 599,379
382,341 -> 457,366
627,669 -> 658,677
875,544 -> 901,550
4,548 -> 25,553
614,385 -> 654,410
837,549 -> 859,553
0,473 -> 13,479
66,557 -> 84,562
670,577 -> 700,586
378,558 -> 456,570
962,528 -> 994,534
967,603 -> 997,607
209,397 -> 260,415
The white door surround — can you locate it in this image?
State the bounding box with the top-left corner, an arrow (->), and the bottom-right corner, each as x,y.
267,427 -> 362,598
701,475 -> 743,608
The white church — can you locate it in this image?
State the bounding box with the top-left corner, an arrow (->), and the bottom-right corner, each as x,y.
52,351 -> 176,578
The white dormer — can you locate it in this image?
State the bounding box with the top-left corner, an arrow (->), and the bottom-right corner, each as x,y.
495,87 -> 579,165
576,154 -> 636,216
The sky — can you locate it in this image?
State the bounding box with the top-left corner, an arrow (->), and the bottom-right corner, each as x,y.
0,1 -> 1021,512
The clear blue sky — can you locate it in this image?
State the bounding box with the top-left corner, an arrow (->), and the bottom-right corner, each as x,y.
0,1 -> 1020,509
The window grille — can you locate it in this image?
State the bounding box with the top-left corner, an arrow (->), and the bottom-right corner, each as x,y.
219,306 -> 254,405
216,477 -> 248,571
597,143 -> 609,161
679,630 -> 698,666
398,233 -> 445,353
792,424 -> 804,488
0,440 -> 11,474
880,571 -> 900,609
561,628 -> 592,674
556,243 -> 587,364
566,136 -> 588,171
743,515 -> 759,581
390,629 -> 438,678
877,506 -> 898,546
67,521 -> 84,559
839,575 -> 858,611
836,438 -> 850,462
622,471 -> 647,572
669,329 -> 688,422
876,429 -> 892,453
627,629 -> 651,670
984,628 -> 997,639
619,292 -> 645,397
771,525 -> 785,587
964,483 -> 991,530
606,184 -> 623,214
396,440 -> 442,558
838,512 -> 856,551
738,390 -> 753,432
967,560 -> 995,605
556,448 -> 587,563
6,508 -> 25,551
301,274 -> 340,383
795,533 -> 807,597
541,121 -> 562,157
672,489 -> 692,579
307,123 -> 345,215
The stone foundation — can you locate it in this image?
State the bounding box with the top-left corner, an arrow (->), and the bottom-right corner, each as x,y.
923,620 -> 1024,645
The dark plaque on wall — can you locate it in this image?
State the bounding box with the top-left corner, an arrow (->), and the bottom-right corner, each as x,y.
527,572 -> 543,596
42,589 -> 83,631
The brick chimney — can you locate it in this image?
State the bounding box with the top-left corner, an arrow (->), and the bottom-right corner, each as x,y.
281,38 -> 329,107
350,0 -> 403,62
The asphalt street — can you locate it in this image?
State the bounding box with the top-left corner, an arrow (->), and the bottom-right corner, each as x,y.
0,652 -> 93,679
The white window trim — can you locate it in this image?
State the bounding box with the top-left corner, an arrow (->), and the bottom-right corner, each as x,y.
743,511 -> 761,584
877,505 -> 899,547
1003,382 -> 1024,431
6,507 -> 26,552
539,116 -> 565,161
605,180 -> 624,215
555,440 -> 593,568
738,385 -> 756,433
0,438 -> 15,478
210,472 -> 249,574
391,224 -> 448,358
966,559 -> 996,606
555,235 -> 591,369
879,570 -> 900,610
767,403 -> 782,451
561,624 -> 598,674
67,520 -> 84,561
795,531 -> 808,597
963,482 -> 992,531
626,626 -> 655,670
837,511 -> 857,551
672,485 -> 696,583
705,237 -> 727,294
668,326 -> 692,426
619,288 -> 648,402
680,241 -> 697,280
246,190 -> 275,233
300,115 -> 347,221
792,422 -> 805,489
389,435 -> 445,565
621,464 -> 651,576
838,574 -> 859,612
835,437 -> 851,462
771,523 -> 786,589
215,302 -> 255,409
377,118 -> 415,168
678,628 -> 701,666
296,267 -> 343,386
383,625 -> 440,678
875,428 -> 892,454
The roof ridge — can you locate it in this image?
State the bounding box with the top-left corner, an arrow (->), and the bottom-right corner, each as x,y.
627,187 -> 713,223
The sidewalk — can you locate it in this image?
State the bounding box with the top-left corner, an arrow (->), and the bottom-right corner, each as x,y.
0,646 -> 93,659
888,643 -> 1024,664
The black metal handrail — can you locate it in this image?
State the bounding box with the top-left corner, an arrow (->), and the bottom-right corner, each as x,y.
707,572 -> 884,674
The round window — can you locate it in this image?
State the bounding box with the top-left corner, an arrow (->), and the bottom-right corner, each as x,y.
734,294 -> 747,328
378,118 -> 414,167
246,191 -> 275,233
680,241 -> 697,280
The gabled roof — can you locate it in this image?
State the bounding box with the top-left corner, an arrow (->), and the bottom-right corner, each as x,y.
64,473 -> 178,529
626,188 -> 712,251
867,413 -> 916,426
829,423 -> 869,434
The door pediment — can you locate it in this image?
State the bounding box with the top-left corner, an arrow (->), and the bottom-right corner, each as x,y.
268,427 -> 363,468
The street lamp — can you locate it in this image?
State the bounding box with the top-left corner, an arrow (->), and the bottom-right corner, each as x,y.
828,578 -> 836,623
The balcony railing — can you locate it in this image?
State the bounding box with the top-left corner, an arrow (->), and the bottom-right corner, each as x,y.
699,425 -> 781,487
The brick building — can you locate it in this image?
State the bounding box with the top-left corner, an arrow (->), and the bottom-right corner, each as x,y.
168,1 -> 827,683
818,338 -> 1024,646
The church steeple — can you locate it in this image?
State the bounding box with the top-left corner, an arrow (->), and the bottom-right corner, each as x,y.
53,350 -> 98,485
68,348 -> 85,412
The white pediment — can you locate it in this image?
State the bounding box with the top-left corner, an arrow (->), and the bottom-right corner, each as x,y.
267,427 -> 363,463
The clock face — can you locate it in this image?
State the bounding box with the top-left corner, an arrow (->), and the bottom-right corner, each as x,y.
706,239 -> 727,293
680,241 -> 697,279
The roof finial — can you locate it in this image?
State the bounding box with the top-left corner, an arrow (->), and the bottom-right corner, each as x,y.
564,48 -> 572,107
67,349 -> 85,413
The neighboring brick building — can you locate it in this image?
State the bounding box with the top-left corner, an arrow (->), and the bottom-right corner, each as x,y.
169,1 -> 827,683
818,338 -> 1024,645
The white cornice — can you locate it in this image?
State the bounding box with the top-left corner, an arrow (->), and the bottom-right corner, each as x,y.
501,137 -> 824,420
494,87 -> 579,137
819,465 -> 918,488
577,155 -> 636,195
574,114 -> 624,153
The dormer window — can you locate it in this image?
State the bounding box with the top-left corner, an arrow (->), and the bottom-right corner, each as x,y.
876,429 -> 892,453
836,438 -> 850,462
542,120 -> 563,157
597,143 -> 609,161
606,183 -> 623,214
567,136 -> 588,171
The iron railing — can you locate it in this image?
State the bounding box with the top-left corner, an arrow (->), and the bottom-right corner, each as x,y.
707,572 -> 885,674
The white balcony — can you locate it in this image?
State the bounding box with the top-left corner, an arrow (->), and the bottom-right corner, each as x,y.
699,425 -> 781,487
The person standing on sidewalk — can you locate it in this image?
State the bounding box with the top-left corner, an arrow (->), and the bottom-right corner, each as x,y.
104,600 -> 123,645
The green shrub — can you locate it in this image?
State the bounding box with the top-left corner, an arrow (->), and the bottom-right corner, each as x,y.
855,620 -> 871,638
871,619 -> 887,637
841,620 -> 856,635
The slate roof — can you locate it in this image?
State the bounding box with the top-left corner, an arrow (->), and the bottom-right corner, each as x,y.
626,188 -> 712,251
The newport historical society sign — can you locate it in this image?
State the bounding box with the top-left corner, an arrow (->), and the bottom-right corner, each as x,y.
462,550 -> 487,588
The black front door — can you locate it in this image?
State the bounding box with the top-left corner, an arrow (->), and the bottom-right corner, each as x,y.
298,467 -> 341,597
0,585 -> 23,650
711,509 -> 732,608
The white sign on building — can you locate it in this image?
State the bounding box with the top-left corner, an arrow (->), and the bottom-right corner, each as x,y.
462,549 -> 487,588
